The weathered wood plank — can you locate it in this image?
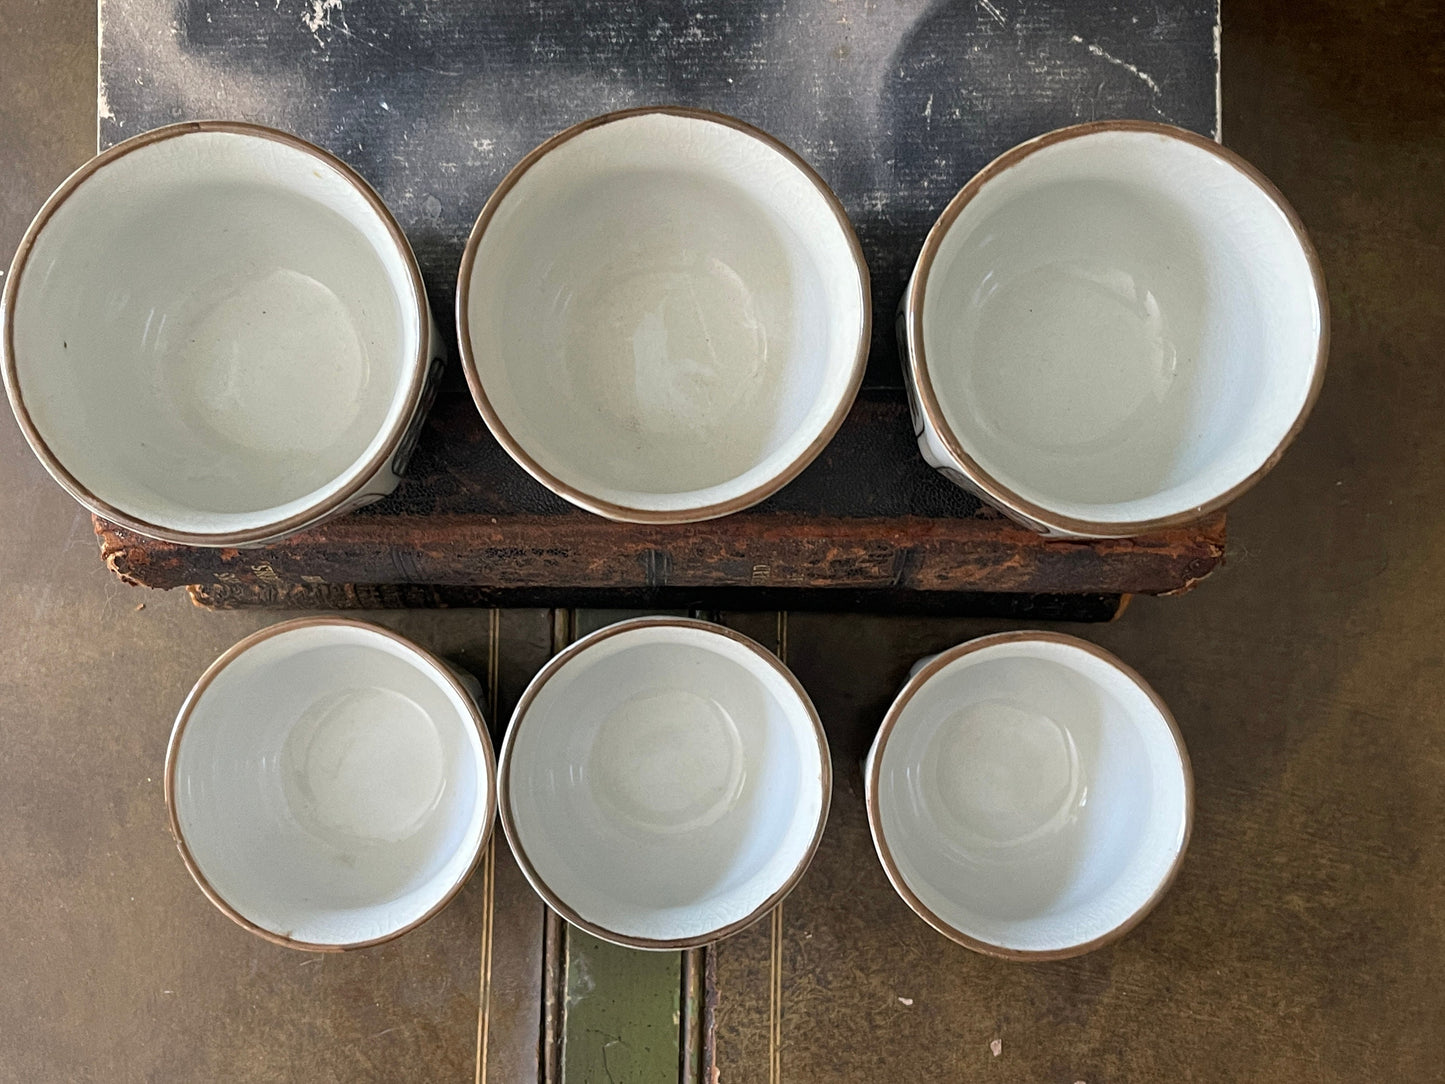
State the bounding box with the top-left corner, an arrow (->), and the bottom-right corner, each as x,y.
707,612 -> 790,1084
97,506 -> 1224,597
561,932 -> 684,1084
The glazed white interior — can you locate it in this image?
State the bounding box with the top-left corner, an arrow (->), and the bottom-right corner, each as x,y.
505,623 -> 827,944
464,112 -> 866,517
875,638 -> 1188,954
10,129 -> 422,536
921,128 -> 1323,525
172,624 -> 492,946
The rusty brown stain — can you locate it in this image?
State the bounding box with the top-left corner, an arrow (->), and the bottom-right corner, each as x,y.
91,508 -> 1227,598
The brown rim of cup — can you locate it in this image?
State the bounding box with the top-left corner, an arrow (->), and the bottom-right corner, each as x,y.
905,119 -> 1330,538
864,629 -> 1194,961
497,616 -> 833,950
164,617 -> 498,953
1,120 -> 431,547
455,106 -> 873,525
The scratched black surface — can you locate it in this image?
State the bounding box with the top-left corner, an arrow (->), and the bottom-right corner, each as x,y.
99,0 -> 1217,522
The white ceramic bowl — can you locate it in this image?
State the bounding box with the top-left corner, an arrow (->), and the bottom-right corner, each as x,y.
458,107 -> 871,523
865,631 -> 1191,959
3,121 -> 442,546
167,619 -> 495,950
499,617 -> 830,948
902,121 -> 1328,537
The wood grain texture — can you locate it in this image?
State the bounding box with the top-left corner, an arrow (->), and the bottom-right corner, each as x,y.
478,610 -> 556,1084
707,612 -> 790,1084
95,0 -> 1224,604
91,397 -> 1225,600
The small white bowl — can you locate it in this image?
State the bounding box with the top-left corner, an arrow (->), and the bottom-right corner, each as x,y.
167,618 -> 495,951
458,107 -> 871,523
865,631 -> 1191,959
902,121 -> 1328,537
499,617 -> 830,948
3,121 -> 442,546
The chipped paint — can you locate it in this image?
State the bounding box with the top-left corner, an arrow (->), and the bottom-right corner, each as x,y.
1070,33 -> 1162,95
1213,17 -> 1222,140
303,0 -> 345,47
96,0 -> 116,147
978,0 -> 1007,28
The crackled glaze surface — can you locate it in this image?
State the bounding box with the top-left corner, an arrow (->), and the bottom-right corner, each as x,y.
169,620 -> 495,948
500,619 -> 829,946
5,125 -> 433,543
867,633 -> 1190,956
461,110 -> 868,522
907,124 -> 1325,537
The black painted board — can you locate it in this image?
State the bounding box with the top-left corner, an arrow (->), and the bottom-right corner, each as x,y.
99,0 -> 1218,391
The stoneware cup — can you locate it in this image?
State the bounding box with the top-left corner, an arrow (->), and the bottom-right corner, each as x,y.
457,107 -> 871,523
167,618 -> 496,951
865,631 -> 1192,959
499,617 -> 831,948
3,121 -> 445,547
901,120 -> 1328,537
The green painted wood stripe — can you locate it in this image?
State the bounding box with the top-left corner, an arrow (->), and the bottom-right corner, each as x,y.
555,610 -> 693,1084
562,931 -> 683,1084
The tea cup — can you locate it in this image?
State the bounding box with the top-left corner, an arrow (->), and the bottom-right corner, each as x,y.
458,107 -> 871,523
901,121 -> 1328,537
866,631 -> 1191,958
167,618 -> 495,950
3,121 -> 443,546
499,617 -> 830,947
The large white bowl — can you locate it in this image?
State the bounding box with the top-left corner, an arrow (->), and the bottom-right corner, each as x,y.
167,619 -> 495,950
458,107 -> 870,523
3,121 -> 439,546
499,617 -> 831,948
903,121 -> 1328,537
866,631 -> 1191,959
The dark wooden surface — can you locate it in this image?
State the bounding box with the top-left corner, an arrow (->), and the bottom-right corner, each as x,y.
14,0 -> 1445,1081
94,0 -> 1225,604
183,581 -> 1133,622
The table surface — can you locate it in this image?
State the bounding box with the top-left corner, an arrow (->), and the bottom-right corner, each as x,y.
90,0 -> 1224,605
4,0 -> 1445,1081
